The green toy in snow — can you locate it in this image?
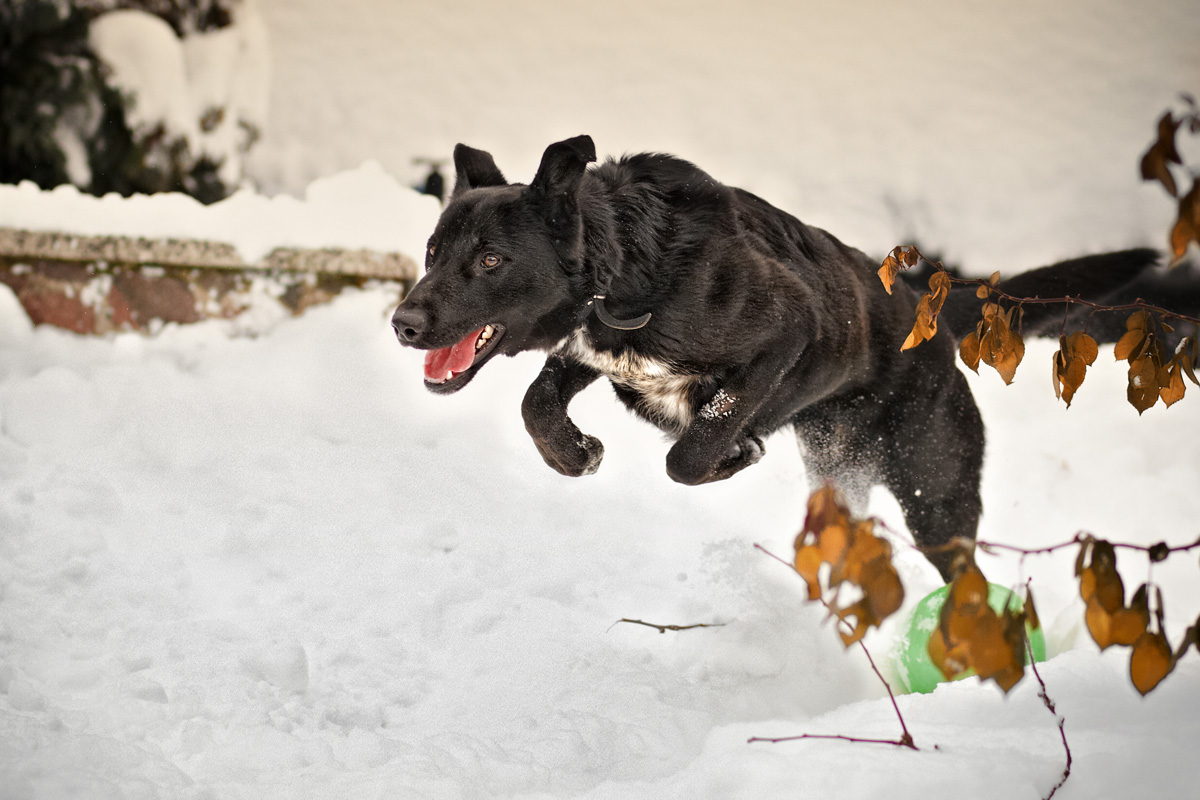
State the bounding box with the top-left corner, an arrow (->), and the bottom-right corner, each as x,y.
894,582 -> 1047,694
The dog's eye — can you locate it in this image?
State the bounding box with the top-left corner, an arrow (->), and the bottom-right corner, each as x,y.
481,253 -> 502,269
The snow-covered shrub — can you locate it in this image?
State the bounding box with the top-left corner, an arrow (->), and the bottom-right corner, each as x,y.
0,0 -> 269,204
0,0 -> 110,190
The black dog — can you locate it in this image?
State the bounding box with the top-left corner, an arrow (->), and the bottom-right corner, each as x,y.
392,135 -> 1157,580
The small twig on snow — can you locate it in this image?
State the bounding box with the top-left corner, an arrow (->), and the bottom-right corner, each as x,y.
748,733 -> 917,747
609,618 -> 726,634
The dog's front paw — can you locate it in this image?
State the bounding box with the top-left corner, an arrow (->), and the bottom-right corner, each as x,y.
534,432 -> 604,477
666,434 -> 764,485
726,434 -> 764,467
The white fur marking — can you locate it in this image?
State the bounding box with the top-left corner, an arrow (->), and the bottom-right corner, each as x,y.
559,328 -> 699,429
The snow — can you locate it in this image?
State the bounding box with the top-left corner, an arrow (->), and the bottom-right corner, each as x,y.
0,270 -> 1198,798
89,10 -> 198,148
0,165 -> 440,265
87,2 -> 273,192
3,1 -> 1200,797
247,0 -> 1200,272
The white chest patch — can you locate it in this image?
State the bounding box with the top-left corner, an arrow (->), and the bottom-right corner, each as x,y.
558,328 -> 700,431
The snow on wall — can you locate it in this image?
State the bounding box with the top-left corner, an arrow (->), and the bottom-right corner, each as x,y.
0,162 -> 440,265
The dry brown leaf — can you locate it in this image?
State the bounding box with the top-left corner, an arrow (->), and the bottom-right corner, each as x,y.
859,552 -> 904,623
1128,355 -> 1163,414
1130,631 -> 1175,695
901,294 -> 937,351
899,268 -> 955,352
968,303 -> 1025,384
1114,313 -> 1171,414
834,599 -> 873,646
1114,329 -> 1147,362
1178,337 -> 1200,386
1161,361 -> 1187,407
878,254 -> 901,295
929,271 -> 952,308
793,485 -> 904,649
1110,607 -> 1151,647
818,521 -> 851,568
1053,332 -> 1099,407
1140,112 -> 1182,197
1023,588 -> 1041,633
928,565 -> 1029,693
960,329 -> 982,373
1085,595 -> 1116,650
1069,331 -> 1099,365
1079,540 -> 1124,612
1170,183 -> 1200,261
793,544 -> 823,601
802,485 -> 846,537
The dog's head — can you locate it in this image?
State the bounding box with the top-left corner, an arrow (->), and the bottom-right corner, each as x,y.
392,135 -> 596,393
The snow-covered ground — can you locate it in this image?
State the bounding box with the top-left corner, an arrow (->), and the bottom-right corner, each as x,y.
3,1 -> 1200,797
1,267 -> 1198,799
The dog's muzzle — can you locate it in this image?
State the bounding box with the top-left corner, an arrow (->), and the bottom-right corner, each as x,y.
392,305 -> 428,344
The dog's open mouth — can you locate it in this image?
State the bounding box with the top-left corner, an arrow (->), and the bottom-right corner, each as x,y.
423,324 -> 505,391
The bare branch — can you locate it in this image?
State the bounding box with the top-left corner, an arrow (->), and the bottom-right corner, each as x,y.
1027,638 -> 1071,800
895,245 -> 1200,327
754,543 -> 918,751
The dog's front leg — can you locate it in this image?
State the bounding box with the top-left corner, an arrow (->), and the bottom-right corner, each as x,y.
665,402 -> 765,485
665,342 -> 803,486
522,354 -> 604,477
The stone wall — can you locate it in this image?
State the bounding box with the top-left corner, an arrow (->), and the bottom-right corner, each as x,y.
0,227 -> 418,334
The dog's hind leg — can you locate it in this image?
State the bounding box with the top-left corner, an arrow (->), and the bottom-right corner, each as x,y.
877,371 -> 984,582
793,420 -> 876,518
794,371 -> 983,582
522,354 -> 605,477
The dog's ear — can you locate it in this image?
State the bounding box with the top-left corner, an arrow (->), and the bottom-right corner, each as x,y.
530,135 -> 596,199
452,144 -> 507,195
530,136 -> 596,245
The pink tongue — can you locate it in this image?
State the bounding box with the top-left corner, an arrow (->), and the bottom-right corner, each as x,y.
424,328 -> 484,383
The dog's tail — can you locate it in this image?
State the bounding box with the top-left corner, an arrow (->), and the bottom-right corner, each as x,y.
937,248 -> 1165,341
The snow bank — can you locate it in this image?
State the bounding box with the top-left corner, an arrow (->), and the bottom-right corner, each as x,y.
0,163 -> 441,264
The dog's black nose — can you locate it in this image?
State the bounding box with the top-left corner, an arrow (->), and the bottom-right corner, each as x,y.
392,305 -> 428,343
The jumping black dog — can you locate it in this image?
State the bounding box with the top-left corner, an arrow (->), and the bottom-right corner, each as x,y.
391,135 -> 1158,579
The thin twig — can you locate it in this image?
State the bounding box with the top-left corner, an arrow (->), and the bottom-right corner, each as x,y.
753,543 -> 917,750
920,532 -> 1200,560
748,733 -> 917,747
609,618 -> 726,634
903,244 -> 1200,327
1027,639 -> 1071,800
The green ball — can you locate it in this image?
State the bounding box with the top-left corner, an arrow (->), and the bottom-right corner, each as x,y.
894,582 -> 1047,694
